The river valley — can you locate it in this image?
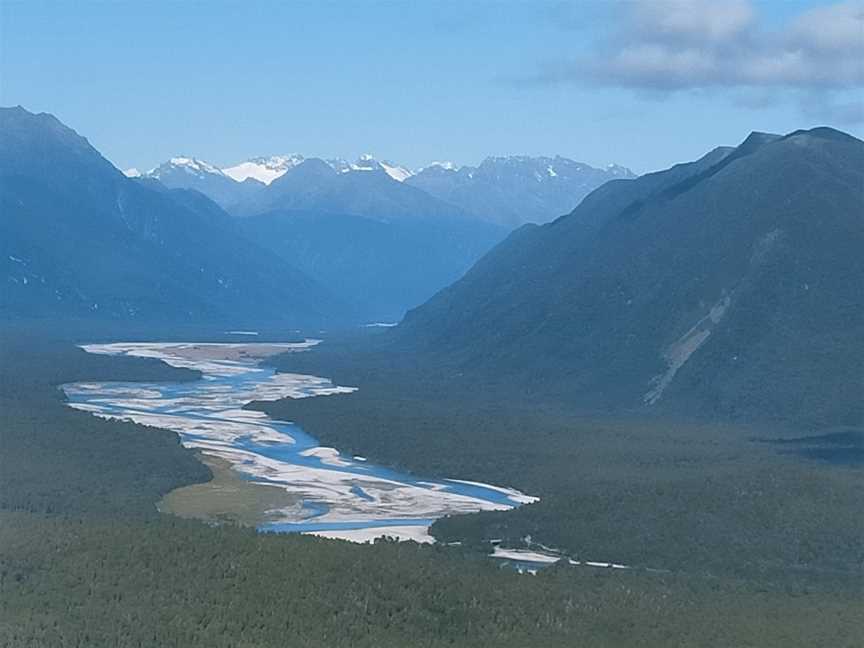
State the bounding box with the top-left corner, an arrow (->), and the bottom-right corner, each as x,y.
63,341 -> 537,544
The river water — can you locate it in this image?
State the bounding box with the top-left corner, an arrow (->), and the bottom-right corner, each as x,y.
63,341 -> 536,543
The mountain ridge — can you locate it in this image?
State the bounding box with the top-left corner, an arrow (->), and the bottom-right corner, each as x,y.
140,150 -> 634,225
406,156 -> 636,227
393,127 -> 864,427
0,106 -> 347,326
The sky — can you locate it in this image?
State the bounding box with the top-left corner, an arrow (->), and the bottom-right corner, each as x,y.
1,0 -> 862,174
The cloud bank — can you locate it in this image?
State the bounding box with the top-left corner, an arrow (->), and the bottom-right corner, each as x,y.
534,0 -> 864,121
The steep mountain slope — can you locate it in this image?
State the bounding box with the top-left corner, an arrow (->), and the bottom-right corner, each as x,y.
232,159 -> 507,319
238,208 -> 504,321
406,156 -> 635,227
394,128 -> 864,426
0,107 -> 345,326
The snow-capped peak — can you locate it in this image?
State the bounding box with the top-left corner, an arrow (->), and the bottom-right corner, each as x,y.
471,156 -> 635,182
222,154 -> 305,185
169,157 -> 224,175
148,156 -> 227,179
379,160 -> 413,182
138,152 -> 632,189
418,161 -> 460,173
351,154 -> 379,172
325,155 -> 414,182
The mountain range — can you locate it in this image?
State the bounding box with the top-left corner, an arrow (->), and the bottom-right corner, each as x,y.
128,151 -> 635,318
150,154 -> 508,320
6,103 -> 861,426
138,153 -> 632,226
393,127 -> 864,428
0,108 -> 511,324
405,157 -> 635,227
0,107 -> 345,326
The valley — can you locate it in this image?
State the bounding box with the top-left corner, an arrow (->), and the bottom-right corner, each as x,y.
2,78 -> 863,648
159,454 -> 301,527
1,330 -> 861,647
253,334 -> 864,580
63,340 -> 536,543
4,2 -> 864,645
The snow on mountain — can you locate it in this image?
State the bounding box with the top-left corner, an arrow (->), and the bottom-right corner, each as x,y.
142,156 -> 245,209
222,155 -> 305,185
406,155 -> 637,227
149,156 -> 227,180
148,153 -> 414,185
472,155 -> 636,184
139,153 -> 631,197
325,154 -> 413,182
354,154 -> 378,170
123,167 -> 142,178
322,158 -> 350,174
379,161 -> 413,182
419,161 -> 461,172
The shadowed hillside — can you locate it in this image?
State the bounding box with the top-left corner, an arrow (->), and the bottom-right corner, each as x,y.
393,128 -> 864,428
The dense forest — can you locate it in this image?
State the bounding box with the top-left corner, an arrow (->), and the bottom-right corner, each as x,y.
1,328 -> 862,646
5,510 -> 864,648
256,334 -> 864,578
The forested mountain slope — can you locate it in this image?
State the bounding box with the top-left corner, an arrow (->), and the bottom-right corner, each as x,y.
394,128 -> 864,427
0,107 -> 345,326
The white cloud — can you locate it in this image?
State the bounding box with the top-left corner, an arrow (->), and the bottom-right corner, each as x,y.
628,0 -> 755,44
531,0 -> 864,121
788,1 -> 864,54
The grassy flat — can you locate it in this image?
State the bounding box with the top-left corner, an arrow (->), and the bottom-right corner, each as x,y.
159,454 -> 300,527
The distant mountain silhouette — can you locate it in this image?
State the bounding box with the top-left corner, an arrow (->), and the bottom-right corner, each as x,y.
206,158 -> 508,320
146,157 -> 266,210
238,208 -> 504,321
406,156 -> 635,227
140,152 -> 630,320
233,158 -> 482,223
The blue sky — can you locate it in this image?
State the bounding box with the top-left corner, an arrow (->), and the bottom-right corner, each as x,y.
1,0 -> 861,174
